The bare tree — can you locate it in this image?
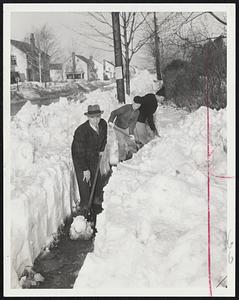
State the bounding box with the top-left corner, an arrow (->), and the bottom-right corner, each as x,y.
25,24 -> 63,63
65,12 -> 152,95
90,12 -> 156,94
144,11 -> 226,76
120,12 -> 152,94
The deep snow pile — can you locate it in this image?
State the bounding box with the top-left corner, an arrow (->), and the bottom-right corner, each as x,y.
10,71 -> 158,287
74,105 -> 227,294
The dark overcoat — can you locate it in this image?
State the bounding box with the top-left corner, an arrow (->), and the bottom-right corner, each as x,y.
71,119 -> 107,211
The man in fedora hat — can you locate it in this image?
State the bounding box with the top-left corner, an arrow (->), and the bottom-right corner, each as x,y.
71,104 -> 107,217
133,86 -> 165,145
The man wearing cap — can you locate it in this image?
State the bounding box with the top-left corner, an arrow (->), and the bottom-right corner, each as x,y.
108,102 -> 141,161
133,86 -> 165,145
71,104 -> 107,217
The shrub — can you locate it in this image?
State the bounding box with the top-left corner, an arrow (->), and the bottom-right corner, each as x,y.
163,37 -> 227,111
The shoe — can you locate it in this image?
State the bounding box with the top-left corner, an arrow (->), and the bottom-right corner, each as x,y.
125,152 -> 133,160
87,211 -> 96,223
77,207 -> 89,218
92,204 -> 104,215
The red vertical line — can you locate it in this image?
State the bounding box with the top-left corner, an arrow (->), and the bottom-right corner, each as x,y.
205,47 -> 212,296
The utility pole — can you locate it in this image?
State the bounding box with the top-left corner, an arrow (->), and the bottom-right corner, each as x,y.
112,12 -> 125,103
38,52 -> 42,83
154,12 -> 162,80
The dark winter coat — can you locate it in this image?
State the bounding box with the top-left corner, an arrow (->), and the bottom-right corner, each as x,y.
71,119 -> 107,171
134,93 -> 158,131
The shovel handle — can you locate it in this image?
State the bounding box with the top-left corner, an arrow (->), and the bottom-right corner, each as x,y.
87,155 -> 102,211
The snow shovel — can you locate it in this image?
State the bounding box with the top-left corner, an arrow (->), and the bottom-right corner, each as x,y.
69,155 -> 102,240
87,155 -> 102,215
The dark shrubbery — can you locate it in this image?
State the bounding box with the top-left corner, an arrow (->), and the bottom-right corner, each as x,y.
163,36 -> 226,111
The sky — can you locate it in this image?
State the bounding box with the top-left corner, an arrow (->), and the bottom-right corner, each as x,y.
10,10 -> 227,68
11,12 -> 114,62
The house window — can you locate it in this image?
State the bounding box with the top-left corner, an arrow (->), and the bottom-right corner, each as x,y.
71,73 -> 85,79
66,72 -> 85,79
11,55 -> 17,66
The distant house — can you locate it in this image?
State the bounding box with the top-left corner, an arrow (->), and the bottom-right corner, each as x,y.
50,63 -> 64,82
103,60 -> 115,80
11,33 -> 50,84
63,53 -> 103,81
92,58 -> 104,81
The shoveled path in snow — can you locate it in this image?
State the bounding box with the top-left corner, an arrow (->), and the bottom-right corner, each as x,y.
29,172 -> 111,289
29,219 -> 94,289
31,104 -> 187,289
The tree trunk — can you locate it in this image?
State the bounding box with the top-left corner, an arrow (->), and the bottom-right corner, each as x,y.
112,12 -> 125,103
125,58 -> 130,95
154,12 -> 162,80
122,13 -> 130,95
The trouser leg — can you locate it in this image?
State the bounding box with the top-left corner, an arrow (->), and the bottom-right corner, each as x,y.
134,122 -> 150,145
145,123 -> 156,141
114,127 -> 128,161
72,158 -> 90,212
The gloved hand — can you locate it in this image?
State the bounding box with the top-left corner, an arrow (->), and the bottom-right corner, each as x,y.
99,151 -> 104,157
129,134 -> 135,141
83,170 -> 90,183
108,122 -> 114,128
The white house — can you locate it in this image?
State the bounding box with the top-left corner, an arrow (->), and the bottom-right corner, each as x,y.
63,53 -> 105,82
11,43 -> 28,82
92,58 -> 104,81
11,34 -> 50,83
63,53 -> 88,81
50,63 -> 64,82
103,60 -> 115,80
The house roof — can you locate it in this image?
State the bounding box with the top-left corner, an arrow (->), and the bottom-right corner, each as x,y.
11,39 -> 49,57
11,39 -> 33,54
50,63 -> 62,70
93,58 -> 103,65
104,60 -> 115,66
75,55 -> 90,64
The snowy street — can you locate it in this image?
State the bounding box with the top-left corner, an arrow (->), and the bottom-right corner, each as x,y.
9,70 -> 228,295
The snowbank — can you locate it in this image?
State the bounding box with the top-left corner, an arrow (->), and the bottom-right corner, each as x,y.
10,70 -> 158,287
74,104 -> 227,294
10,68 -> 227,293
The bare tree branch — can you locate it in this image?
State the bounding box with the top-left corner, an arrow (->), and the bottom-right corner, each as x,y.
127,12 -> 136,46
88,12 -> 112,27
208,12 -> 227,25
62,23 -> 113,49
85,21 -> 113,40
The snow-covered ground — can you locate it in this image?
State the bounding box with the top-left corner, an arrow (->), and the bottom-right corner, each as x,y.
9,70 -> 159,288
9,70 -> 230,296
74,105 -> 228,295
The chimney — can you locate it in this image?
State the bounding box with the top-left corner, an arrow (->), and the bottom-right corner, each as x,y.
89,55 -> 93,61
30,33 -> 35,52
